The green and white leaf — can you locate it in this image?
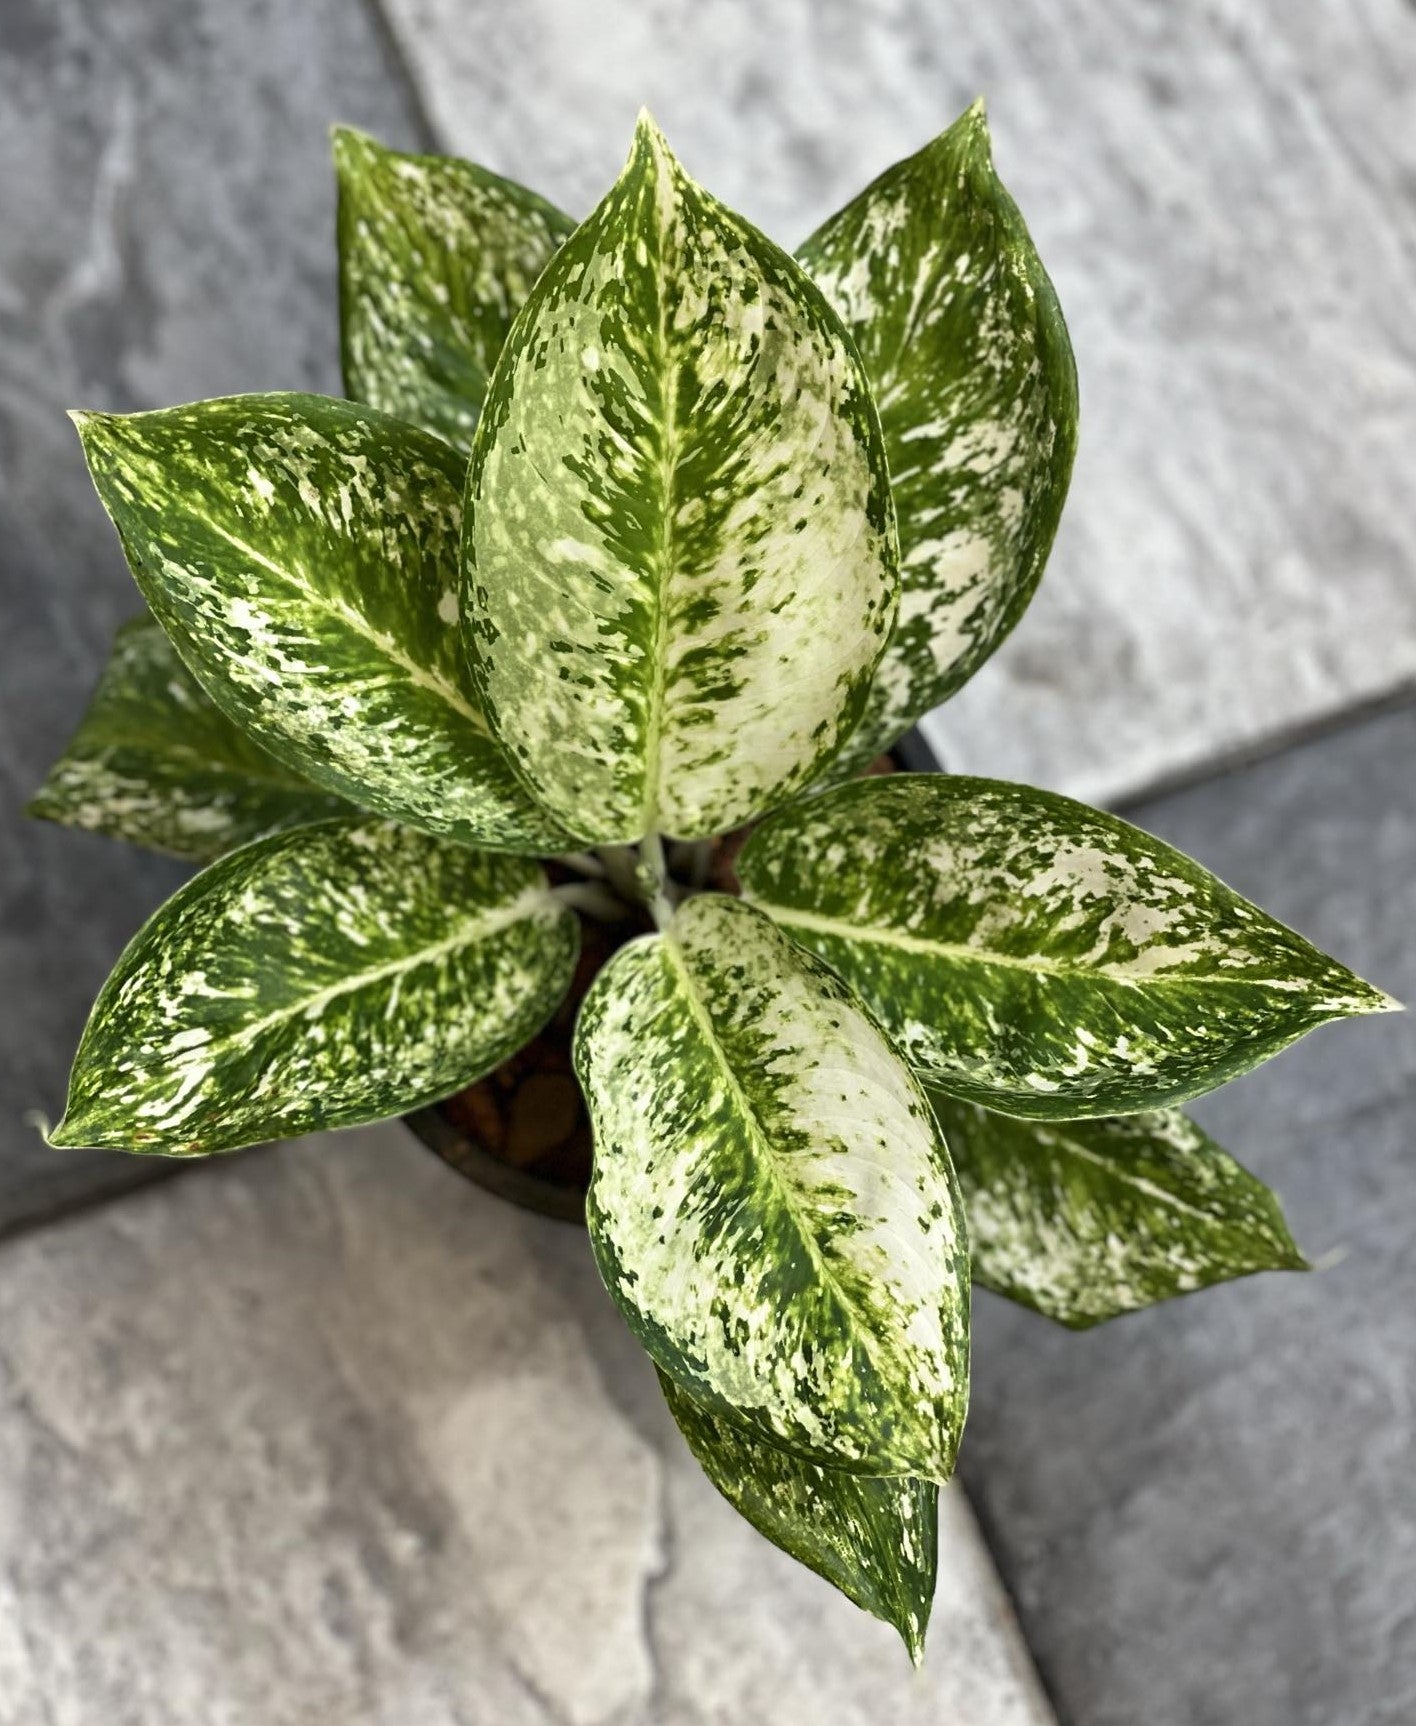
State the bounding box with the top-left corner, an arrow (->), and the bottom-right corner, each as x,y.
74,394 -> 570,852
50,818 -> 578,1156
575,891 -> 968,1479
928,1094 -> 1306,1328
465,113 -> 899,844
659,1371 -> 937,1663
799,100 -> 1077,773
28,614 -> 350,861
739,774 -> 1396,1119
334,127 -> 574,452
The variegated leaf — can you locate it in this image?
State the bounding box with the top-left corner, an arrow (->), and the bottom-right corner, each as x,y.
928,1094 -> 1306,1328
659,1371 -> 937,1663
73,394 -> 571,852
334,128 -> 574,452
50,818 -> 578,1156
799,101 -> 1077,773
28,614 -> 350,861
575,892 -> 968,1479
739,775 -> 1396,1119
465,113 -> 899,844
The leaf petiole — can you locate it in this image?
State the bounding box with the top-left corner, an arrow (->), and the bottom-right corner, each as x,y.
635,831 -> 677,931
550,881 -> 634,923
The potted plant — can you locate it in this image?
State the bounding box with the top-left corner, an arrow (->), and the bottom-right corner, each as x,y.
29,105 -> 1394,1663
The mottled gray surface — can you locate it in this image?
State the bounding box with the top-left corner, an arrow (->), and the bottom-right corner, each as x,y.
0,1122 -> 1053,1726
960,702 -> 1416,1726
382,0 -> 1416,805
0,0 -> 425,1231
5,4 -> 1413,1721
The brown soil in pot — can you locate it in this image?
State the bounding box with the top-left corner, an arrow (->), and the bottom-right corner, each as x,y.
411,754 -> 899,1217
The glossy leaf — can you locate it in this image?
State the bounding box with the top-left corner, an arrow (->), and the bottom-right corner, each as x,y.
73,394 -> 570,852
334,128 -> 574,452
800,101 -> 1077,771
28,614 -> 350,861
928,1094 -> 1307,1328
659,1371 -> 937,1662
51,818 -> 578,1156
739,775 -> 1396,1119
465,113 -> 899,844
575,892 -> 968,1479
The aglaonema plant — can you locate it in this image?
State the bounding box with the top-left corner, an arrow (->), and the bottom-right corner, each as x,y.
30,104 -> 1396,1662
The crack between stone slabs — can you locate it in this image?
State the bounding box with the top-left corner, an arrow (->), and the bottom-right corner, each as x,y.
355,0 -> 442,153
953,1466 -> 1076,1726
1108,677 -> 1416,817
0,1151 -> 249,1255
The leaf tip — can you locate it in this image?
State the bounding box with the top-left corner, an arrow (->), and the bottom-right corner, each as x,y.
1336,976 -> 1404,1019
330,123 -> 376,171
67,407 -> 120,456
44,1111 -> 89,1150
901,1618 -> 929,1668
628,106 -> 680,179
949,95 -> 995,167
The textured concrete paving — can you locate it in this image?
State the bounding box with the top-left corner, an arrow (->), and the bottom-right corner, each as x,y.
4,3 -> 1413,1721
0,0 -> 425,1232
960,702 -> 1416,1726
0,1123 -> 1053,1726
381,0 -> 1416,805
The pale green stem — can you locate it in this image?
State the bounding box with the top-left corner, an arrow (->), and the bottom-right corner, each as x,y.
596,845 -> 642,907
636,831 -> 676,931
554,850 -> 609,881
550,881 -> 632,923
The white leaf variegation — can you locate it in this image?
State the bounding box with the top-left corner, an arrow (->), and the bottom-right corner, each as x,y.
334,128 -> 574,451
928,1094 -> 1307,1328
73,394 -> 571,853
50,819 -> 579,1156
28,614 -> 351,861
659,1371 -> 938,1663
575,892 -> 968,1479
800,100 -> 1077,772
739,775 -> 1397,1119
465,113 -> 899,844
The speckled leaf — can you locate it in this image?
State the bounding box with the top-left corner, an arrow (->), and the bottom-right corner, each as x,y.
799,101 -> 1077,773
465,114 -> 899,843
334,128 -> 574,452
74,394 -> 571,852
659,1371 -> 937,1662
927,1095 -> 1306,1328
739,775 -> 1396,1120
28,614 -> 351,861
575,892 -> 968,1479
50,818 -> 578,1156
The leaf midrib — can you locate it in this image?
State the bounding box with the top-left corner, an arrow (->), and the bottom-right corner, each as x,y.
81,729 -> 328,793
189,883 -> 549,1059
1037,1128 -> 1231,1228
202,518 -> 489,736
659,932 -> 895,1392
749,898 -> 1318,994
636,176 -> 681,836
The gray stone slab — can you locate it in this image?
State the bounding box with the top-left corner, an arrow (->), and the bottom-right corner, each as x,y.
958,701 -> 1416,1726
381,0 -> 1416,804
0,0 -> 426,1232
0,1121 -> 1053,1726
